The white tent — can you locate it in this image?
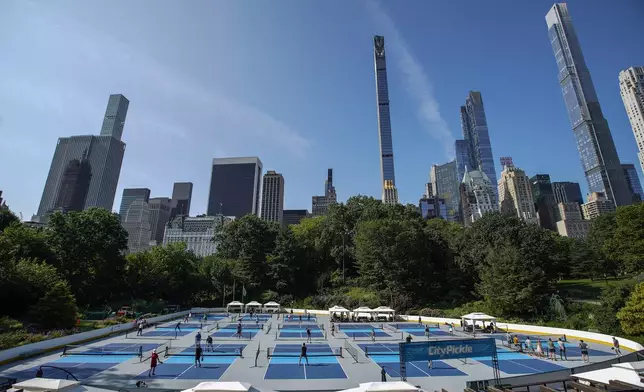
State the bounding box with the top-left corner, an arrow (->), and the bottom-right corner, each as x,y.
352,306 -> 375,320
263,301 -> 280,313
10,378 -> 80,392
226,301 -> 244,313
329,305 -> 350,319
245,301 -> 262,312
339,381 -> 420,392
461,312 -> 496,329
181,381 -> 255,392
573,361 -> 644,389
373,306 -> 395,320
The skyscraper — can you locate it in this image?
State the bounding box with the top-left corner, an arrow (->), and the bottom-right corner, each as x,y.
530,174 -> 557,231
283,210 -> 309,227
119,188 -> 151,221
498,164 -> 538,224
619,66 -> 644,174
461,91 -> 498,203
622,163 -> 643,202
260,171 -> 285,224
206,157 -> 262,218
546,4 -> 631,206
312,168 -> 337,216
431,160 -> 460,222
53,155 -> 92,213
122,200 -> 151,254
459,169 -> 497,226
170,182 -> 193,219
552,181 -> 583,205
373,35 -> 398,204
582,192 -> 615,219
454,139 -> 469,183
36,95 -> 129,220
148,197 -> 172,245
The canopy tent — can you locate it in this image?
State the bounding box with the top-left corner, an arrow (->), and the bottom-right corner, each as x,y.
226,301 -> 244,313
352,306 -> 375,320
338,381 -> 420,392
10,378 -> 80,392
373,306 -> 396,320
244,301 -> 262,312
461,312 -> 497,329
181,381 -> 257,392
263,301 -> 280,313
572,361 -> 644,390
329,305 -> 350,319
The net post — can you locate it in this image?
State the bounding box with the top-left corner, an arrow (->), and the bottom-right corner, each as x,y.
62,346 -> 67,356
165,345 -> 169,358
266,347 -> 270,359
339,347 -> 343,358
365,347 -> 369,357
138,346 -> 143,359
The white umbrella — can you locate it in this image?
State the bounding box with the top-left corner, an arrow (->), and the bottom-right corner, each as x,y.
11,378 -> 80,392
181,381 -> 253,392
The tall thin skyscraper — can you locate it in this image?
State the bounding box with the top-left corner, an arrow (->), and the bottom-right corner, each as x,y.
530,174 -> 557,231
546,4 -> 631,206
206,157 -> 262,218
454,140 -> 469,182
148,197 -> 172,245
373,35 -> 398,204
119,188 -> 151,221
170,182 -> 193,219
622,163 -> 643,202
619,66 -> 644,174
461,91 -> 498,203
53,154 -> 92,213
431,160 -> 460,222
36,94 -> 129,220
260,171 -> 285,224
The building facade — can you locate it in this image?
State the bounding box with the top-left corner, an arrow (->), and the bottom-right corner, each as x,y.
119,188 -> 151,221
312,169 -> 337,216
163,215 -> 232,257
461,91 -> 498,204
546,4 -> 631,207
622,163 -> 643,202
430,160 -> 460,222
170,182 -> 193,220
148,197 -> 172,245
619,66 -> 644,174
552,181 -> 584,205
373,35 -> 398,204
283,209 -> 309,227
206,157 -> 262,218
419,186 -> 447,220
53,155 -> 92,213
498,165 -> 538,224
556,202 -> 591,239
454,139 -> 469,183
582,192 -> 616,220
122,200 -> 152,254
0,191 -> 7,211
260,171 -> 284,224
459,170 -> 497,226
36,94 -> 128,220
530,174 -> 557,231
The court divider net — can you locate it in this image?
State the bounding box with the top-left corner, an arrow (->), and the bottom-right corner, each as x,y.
351,332 -> 403,341
164,345 -> 244,358
266,346 -> 342,358
343,340 -> 360,363
62,344 -> 142,358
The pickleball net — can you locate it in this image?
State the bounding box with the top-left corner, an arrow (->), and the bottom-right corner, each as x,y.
62,344 -> 143,358
266,346 -> 342,358
164,345 -> 244,358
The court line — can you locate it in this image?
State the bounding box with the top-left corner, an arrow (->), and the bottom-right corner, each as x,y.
408,361 -> 431,377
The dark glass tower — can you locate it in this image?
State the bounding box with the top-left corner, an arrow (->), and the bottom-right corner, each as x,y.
530,174 -> 557,230
119,188 -> 151,221
207,157 -> 262,218
100,94 -> 129,141
374,35 -> 398,204
54,156 -> 92,213
546,3 -> 631,206
552,181 -> 583,205
170,182 -> 193,219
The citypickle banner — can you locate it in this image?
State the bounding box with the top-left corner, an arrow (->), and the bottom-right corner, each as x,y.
399,338 -> 497,362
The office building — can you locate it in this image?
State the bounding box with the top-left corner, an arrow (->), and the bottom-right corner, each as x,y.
461,91 -> 498,203
122,200 -> 151,254
148,197 -> 172,245
163,215 -> 232,257
312,169 -> 337,216
498,164 -> 538,224
459,169 -> 497,226
170,182 -> 193,220
582,192 -> 616,220
373,35 -> 398,204
454,139 -> 469,183
500,156 -> 513,170
0,191 -> 7,211
53,154 -> 92,213
430,160 -> 460,222
206,157 -> 262,218
283,210 -> 309,227
531,174 -> 557,231
546,4 -> 631,206
619,66 -> 644,173
622,164 -> 643,202
260,171 -> 284,224
36,94 -> 128,220
119,188 -> 151,221
419,186 -> 447,220
556,202 -> 591,239
552,181 -> 583,205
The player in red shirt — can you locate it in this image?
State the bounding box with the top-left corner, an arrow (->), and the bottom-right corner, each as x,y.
148,349 -> 163,376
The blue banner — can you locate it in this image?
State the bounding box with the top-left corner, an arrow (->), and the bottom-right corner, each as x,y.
399,338 -> 497,362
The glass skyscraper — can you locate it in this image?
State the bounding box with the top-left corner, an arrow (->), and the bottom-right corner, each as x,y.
546,3 -> 631,206
454,139 -> 469,182
460,91 -> 498,203
373,35 -> 398,204
206,157 -> 262,218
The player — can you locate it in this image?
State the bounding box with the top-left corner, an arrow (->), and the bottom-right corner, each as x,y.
424,325 -> 430,339
612,337 -> 622,356
175,321 -> 182,332
405,334 -> 412,343
371,328 -> 376,342
298,343 -> 309,366
579,340 -> 590,363
237,323 -> 243,339
306,327 -> 312,343
148,349 -> 163,376
195,331 -> 202,347
194,345 -> 203,367
331,323 -> 335,337
206,335 -> 214,352
557,338 -> 567,360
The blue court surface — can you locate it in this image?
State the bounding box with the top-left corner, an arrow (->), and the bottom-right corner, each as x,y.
338,324 -> 392,339
140,328 -> 197,338
499,336 -> 613,359
472,348 -> 567,375
265,344 -> 347,380
238,314 -> 272,321
189,313 -> 228,321
284,315 -> 317,322
9,343 -> 158,381
396,326 -> 449,337
357,343 -> 467,378
211,328 -> 260,340
135,344 -> 245,380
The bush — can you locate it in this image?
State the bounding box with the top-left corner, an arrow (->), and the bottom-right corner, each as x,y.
418,308 -> 445,317
617,282 -> 644,335
28,281 -> 78,329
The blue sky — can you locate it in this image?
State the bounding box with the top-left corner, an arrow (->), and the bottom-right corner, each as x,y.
1,0 -> 643,217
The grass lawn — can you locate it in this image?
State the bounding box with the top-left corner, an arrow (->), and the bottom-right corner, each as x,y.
557,277 -> 638,300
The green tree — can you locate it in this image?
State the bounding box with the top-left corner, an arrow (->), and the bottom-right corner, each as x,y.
595,283 -> 632,335
0,223 -> 56,264
0,210 -> 19,232
566,238 -> 600,279
148,243 -> 200,304
47,208 -> 128,306
616,282 -> 644,335
586,213 -> 619,277
198,256 -> 239,304
613,204 -> 644,274
266,228 -> 314,297
28,281 -> 78,329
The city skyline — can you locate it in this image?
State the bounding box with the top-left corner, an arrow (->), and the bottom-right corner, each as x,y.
1,1 -> 643,217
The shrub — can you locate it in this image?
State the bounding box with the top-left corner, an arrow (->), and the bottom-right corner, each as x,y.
418,308 -> 445,317
28,281 -> 78,329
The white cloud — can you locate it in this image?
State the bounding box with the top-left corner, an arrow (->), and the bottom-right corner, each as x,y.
365,0 -> 455,160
